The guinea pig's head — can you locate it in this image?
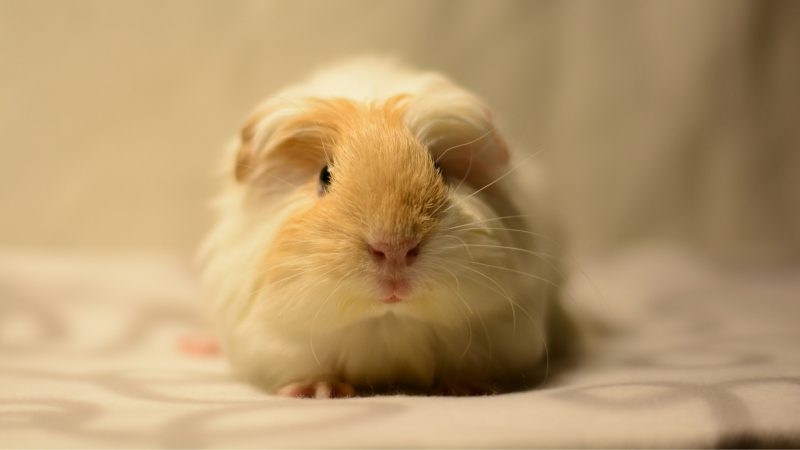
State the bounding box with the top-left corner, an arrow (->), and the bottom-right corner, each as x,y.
217,74 -> 529,333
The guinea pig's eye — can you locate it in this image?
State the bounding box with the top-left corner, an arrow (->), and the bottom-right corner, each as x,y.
318,165 -> 332,195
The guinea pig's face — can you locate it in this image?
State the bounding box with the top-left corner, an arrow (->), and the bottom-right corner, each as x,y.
233,94 -> 519,332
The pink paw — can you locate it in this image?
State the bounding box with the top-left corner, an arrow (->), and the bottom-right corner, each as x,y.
277,381 -> 356,399
177,334 -> 221,356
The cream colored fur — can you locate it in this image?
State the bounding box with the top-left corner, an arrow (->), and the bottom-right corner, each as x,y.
200,58 -> 557,394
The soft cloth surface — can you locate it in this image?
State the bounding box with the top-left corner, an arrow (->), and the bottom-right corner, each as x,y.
1,247 -> 798,448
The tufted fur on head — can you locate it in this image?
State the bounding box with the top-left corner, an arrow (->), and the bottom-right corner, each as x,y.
200,58 -> 556,394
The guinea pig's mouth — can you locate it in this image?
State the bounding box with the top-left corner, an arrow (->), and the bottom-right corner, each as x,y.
376,277 -> 412,304
381,295 -> 403,304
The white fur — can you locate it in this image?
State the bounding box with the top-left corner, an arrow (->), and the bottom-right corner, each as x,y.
200,58 -> 558,393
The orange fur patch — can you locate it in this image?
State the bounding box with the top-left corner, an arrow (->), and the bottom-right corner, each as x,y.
258,96 -> 449,286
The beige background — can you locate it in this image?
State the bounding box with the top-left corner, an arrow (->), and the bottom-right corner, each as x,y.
1,0 -> 798,263
2,3 -> 800,447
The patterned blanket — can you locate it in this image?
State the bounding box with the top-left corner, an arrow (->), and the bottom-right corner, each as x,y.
2,247 -> 799,448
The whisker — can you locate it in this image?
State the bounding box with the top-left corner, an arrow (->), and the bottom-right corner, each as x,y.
448,265 -> 548,380
440,234 -> 475,260
453,242 -> 565,281
441,149 -> 545,215
469,260 -> 562,290
244,254 -> 350,300
434,127 -> 496,164
259,265 -> 342,307
429,132 -> 507,218
442,214 -> 537,231
449,226 -> 560,246
453,262 -> 518,337
451,148 -> 475,197
512,301 -> 550,387
309,268 -> 359,366
438,266 -> 475,358
465,258 -> 586,313
456,238 -> 606,310
440,266 -> 497,361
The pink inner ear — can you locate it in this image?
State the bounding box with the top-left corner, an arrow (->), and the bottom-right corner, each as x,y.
492,134 -> 510,166
436,132 -> 510,189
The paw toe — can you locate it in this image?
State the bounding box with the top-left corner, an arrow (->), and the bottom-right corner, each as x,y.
277,381 -> 355,399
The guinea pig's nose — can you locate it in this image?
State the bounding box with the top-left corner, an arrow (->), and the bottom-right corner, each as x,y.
368,239 -> 420,267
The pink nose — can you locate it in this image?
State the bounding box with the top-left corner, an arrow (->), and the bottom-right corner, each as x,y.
368,239 -> 420,267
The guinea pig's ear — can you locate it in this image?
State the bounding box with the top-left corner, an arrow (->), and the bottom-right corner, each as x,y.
234,108 -> 269,183
404,78 -> 510,189
231,98 -> 329,188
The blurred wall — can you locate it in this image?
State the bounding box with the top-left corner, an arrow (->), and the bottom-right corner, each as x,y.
1,0 -> 798,263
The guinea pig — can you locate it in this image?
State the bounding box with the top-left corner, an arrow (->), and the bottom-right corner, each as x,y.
199,58 -> 563,398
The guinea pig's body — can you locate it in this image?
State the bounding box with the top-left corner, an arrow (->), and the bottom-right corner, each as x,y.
200,58 -> 561,397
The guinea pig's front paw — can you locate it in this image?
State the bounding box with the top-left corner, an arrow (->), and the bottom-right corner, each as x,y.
176,333 -> 220,357
276,380 -> 356,399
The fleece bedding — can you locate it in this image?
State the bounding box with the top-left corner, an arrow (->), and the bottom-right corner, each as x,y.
2,246 -> 798,448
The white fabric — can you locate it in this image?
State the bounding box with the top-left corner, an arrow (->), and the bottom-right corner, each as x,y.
2,248 -> 798,448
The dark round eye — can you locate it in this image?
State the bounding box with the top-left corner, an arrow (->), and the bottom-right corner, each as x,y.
318,165 -> 332,195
